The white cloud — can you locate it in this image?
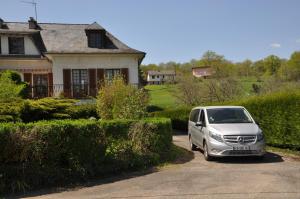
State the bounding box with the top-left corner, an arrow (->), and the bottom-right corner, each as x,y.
296,39 -> 300,43
270,43 -> 281,48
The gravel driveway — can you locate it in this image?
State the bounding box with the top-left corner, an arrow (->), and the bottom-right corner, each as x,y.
21,134 -> 300,199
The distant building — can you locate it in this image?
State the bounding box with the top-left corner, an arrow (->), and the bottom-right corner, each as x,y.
192,66 -> 213,78
147,71 -> 176,85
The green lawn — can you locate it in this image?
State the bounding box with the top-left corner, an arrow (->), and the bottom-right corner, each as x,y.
145,84 -> 178,109
145,77 -> 264,110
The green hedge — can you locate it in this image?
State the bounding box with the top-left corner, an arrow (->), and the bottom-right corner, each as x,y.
235,92 -> 300,149
0,118 -> 172,194
0,98 -> 98,123
150,107 -> 190,131
152,91 -> 300,149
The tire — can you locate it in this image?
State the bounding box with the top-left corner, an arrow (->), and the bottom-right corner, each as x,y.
189,135 -> 197,151
203,142 -> 213,161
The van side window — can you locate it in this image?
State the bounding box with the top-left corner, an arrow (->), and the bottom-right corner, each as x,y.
200,110 -> 206,126
190,109 -> 200,122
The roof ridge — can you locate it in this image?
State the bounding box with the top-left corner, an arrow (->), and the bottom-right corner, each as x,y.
6,21 -> 90,25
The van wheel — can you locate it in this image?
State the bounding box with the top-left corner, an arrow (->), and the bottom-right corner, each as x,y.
203,142 -> 213,161
189,135 -> 197,151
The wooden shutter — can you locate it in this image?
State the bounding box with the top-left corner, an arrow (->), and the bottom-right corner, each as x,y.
23,73 -> 32,85
23,73 -> 32,98
97,69 -> 104,87
48,73 -> 53,97
89,69 -> 97,97
63,69 -> 72,98
121,68 -> 129,84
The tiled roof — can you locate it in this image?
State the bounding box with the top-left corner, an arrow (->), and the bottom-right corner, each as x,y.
1,21 -> 145,55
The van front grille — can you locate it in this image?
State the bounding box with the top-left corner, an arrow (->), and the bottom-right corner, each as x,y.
223,135 -> 256,144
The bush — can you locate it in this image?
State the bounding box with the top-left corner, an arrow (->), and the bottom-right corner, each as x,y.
66,103 -> 98,119
0,70 -> 27,101
97,76 -> 149,119
0,100 -> 25,122
0,118 -> 172,194
235,91 -> 300,149
151,108 -> 191,131
21,98 -> 77,122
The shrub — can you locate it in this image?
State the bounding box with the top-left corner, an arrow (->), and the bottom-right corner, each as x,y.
66,103 -> 98,119
151,108 -> 191,131
0,118 -> 172,194
0,100 -> 25,122
0,70 -> 26,101
96,76 -> 149,120
21,98 -> 77,122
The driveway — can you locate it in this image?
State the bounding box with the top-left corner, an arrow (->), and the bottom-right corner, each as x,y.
23,134 -> 300,199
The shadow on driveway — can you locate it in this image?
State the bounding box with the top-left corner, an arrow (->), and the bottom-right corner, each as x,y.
10,146 -> 194,199
194,148 -> 284,164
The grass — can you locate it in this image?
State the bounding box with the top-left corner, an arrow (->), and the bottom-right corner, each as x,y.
145,84 -> 178,109
267,146 -> 300,158
144,77 -> 263,110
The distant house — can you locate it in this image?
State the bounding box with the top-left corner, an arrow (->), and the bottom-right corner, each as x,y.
192,66 -> 213,78
0,17 -> 145,98
147,71 -> 176,85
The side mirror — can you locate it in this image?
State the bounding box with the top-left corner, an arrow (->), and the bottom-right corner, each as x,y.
195,121 -> 203,127
256,121 -> 260,126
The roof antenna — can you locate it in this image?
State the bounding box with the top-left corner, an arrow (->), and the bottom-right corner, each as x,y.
21,0 -> 38,21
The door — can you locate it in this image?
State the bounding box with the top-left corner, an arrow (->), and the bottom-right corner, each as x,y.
189,109 -> 200,146
197,109 -> 206,149
33,74 -> 48,98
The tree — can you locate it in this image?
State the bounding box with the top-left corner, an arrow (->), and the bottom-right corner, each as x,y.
278,51 -> 300,81
263,55 -> 281,76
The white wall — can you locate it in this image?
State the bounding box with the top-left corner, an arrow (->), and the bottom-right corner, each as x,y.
0,35 -> 40,55
49,54 -> 140,85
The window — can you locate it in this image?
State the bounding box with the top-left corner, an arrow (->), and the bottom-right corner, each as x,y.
105,69 -> 120,81
9,37 -> 24,54
88,32 -> 102,48
199,110 -> 206,126
206,108 -> 253,124
72,69 -> 88,98
189,109 -> 200,123
152,75 -> 155,79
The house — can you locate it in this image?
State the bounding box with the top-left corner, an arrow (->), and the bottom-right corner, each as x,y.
0,17 -> 145,98
147,70 -> 176,85
192,66 -> 212,78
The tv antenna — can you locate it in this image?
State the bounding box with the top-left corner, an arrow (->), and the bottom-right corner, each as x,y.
21,0 -> 38,20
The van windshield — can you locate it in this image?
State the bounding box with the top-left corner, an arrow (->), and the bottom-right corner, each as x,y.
206,108 -> 253,124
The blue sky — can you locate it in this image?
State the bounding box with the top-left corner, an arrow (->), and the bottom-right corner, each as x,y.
1,0 -> 300,64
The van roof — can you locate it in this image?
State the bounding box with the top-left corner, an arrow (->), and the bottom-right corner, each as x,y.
192,106 -> 245,110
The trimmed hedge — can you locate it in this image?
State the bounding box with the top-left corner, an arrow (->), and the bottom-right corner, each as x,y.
0,98 -> 98,123
150,107 -> 190,131
151,91 -> 300,149
0,118 -> 172,194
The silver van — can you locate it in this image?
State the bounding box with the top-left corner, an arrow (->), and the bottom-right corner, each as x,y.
188,106 -> 265,161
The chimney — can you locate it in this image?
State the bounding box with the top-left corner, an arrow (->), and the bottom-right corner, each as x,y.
28,17 -> 38,29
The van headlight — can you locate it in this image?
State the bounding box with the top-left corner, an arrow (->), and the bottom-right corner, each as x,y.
257,133 -> 264,141
209,131 -> 223,143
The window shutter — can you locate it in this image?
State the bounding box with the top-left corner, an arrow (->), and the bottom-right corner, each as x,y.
48,73 -> 53,97
63,69 -> 72,98
23,73 -> 32,85
121,68 -> 129,84
97,69 -> 104,87
89,69 -> 97,97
